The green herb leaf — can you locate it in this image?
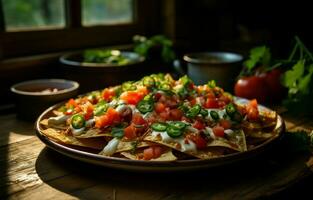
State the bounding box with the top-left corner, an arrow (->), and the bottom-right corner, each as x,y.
244,46 -> 271,71
111,127 -> 124,139
283,60 -> 305,88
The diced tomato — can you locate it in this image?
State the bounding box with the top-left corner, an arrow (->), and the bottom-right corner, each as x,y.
169,109 -> 183,120
246,99 -> 259,121
219,119 -> 231,129
124,124 -> 137,139
154,92 -> 162,101
106,107 -> 120,123
95,115 -> 112,128
159,95 -> 167,103
120,91 -> 143,105
159,110 -> 170,121
84,105 -> 94,120
193,120 -> 206,130
248,99 -> 258,109
137,86 -> 149,96
218,101 -> 226,108
189,98 -> 197,106
132,113 -> 147,125
66,98 -> 77,108
204,98 -> 219,109
152,146 -> 163,158
102,88 -> 115,101
247,107 -> 259,121
143,147 -> 154,160
143,146 -> 163,160
213,126 -> 225,137
186,134 -> 207,149
155,102 -> 166,113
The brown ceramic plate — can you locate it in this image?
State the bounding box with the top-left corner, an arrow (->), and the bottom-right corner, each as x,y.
35,97 -> 285,172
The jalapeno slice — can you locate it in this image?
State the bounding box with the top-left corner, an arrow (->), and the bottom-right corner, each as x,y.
151,122 -> 168,132
200,109 -> 208,117
143,76 -> 155,87
122,81 -> 136,91
210,110 -> 220,121
168,121 -> 186,130
186,104 -> 201,118
166,126 -> 183,138
226,103 -> 236,117
93,101 -> 108,116
137,100 -> 153,114
71,114 -> 86,129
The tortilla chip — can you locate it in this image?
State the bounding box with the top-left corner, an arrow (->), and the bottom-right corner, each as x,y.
116,140 -> 149,152
41,128 -> 105,150
40,119 -> 68,130
53,110 -> 64,116
120,148 -> 177,161
74,128 -> 112,138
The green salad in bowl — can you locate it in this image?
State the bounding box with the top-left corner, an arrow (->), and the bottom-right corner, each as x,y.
84,49 -> 131,65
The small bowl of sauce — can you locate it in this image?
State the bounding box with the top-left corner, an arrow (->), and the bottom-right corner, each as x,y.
11,79 -> 79,120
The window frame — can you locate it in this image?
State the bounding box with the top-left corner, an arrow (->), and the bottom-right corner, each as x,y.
0,0 -> 160,59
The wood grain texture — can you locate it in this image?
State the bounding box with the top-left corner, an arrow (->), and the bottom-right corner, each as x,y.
0,113 -> 312,200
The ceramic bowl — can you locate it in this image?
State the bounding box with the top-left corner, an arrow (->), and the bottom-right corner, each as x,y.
11,79 -> 79,120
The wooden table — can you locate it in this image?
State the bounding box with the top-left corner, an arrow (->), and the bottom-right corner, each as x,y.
1,106 -> 312,200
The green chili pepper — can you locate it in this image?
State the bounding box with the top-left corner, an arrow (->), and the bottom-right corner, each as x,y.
93,101 -> 108,116
166,126 -> 183,138
122,81 -> 137,91
186,104 -> 201,118
207,80 -> 216,88
143,76 -> 155,87
160,83 -> 171,91
151,122 -> 168,132
200,109 -> 208,117
210,110 -> 220,121
232,111 -> 243,123
169,121 -> 186,130
137,100 -> 153,114
71,114 -> 86,129
226,103 -> 236,117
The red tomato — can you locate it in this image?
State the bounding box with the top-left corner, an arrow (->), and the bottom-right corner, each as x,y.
84,105 -> 94,120
124,124 -> 137,139
169,109 -> 183,120
186,134 -> 207,149
106,108 -> 120,123
120,91 -> 143,105
204,98 -> 219,109
132,113 -> 146,125
143,146 -> 163,160
193,120 -> 206,130
155,102 -> 166,113
219,119 -> 231,129
143,147 -> 154,160
213,126 -> 225,137
102,88 -> 115,101
95,115 -> 111,128
262,69 -> 285,102
66,98 -> 77,108
159,111 -> 170,121
189,98 -> 197,106
234,76 -> 268,103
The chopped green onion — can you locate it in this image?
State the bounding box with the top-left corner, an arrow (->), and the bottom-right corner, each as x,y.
137,100 -> 153,114
210,111 -> 220,121
111,127 -> 124,138
71,114 -> 86,129
151,122 -> 168,132
166,126 -> 183,138
186,104 -> 201,118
